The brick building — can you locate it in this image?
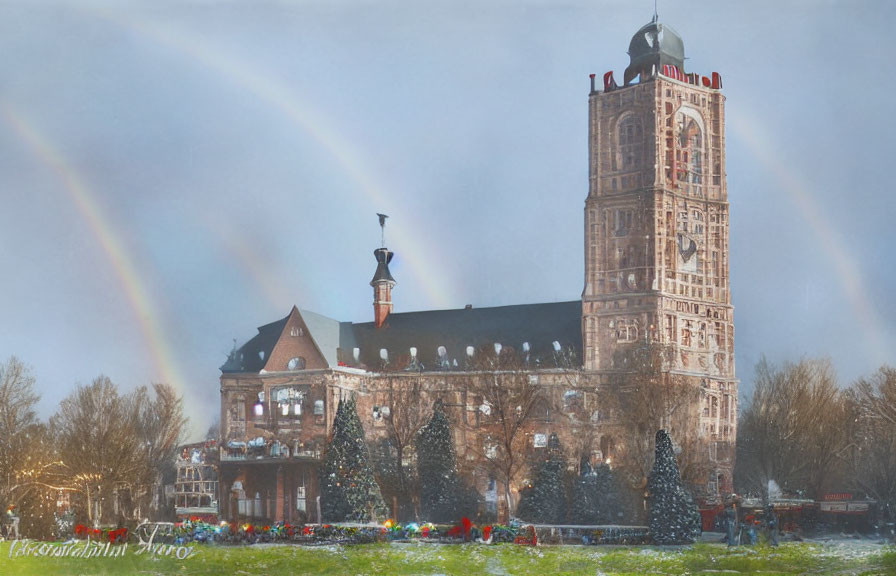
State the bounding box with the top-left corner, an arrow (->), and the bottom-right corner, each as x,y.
217,15 -> 736,524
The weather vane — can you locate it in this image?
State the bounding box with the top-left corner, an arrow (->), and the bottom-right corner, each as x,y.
377,213 -> 389,247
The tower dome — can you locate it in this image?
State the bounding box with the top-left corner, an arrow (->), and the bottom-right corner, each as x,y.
623,16 -> 685,85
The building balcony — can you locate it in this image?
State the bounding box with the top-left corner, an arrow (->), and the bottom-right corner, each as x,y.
219,445 -> 321,463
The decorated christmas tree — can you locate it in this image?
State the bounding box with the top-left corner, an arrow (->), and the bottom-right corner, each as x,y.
570,461 -> 623,525
647,429 -> 701,544
319,396 -> 388,522
515,434 -> 568,524
417,400 -> 469,522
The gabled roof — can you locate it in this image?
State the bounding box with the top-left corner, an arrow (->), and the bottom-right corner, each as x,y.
346,301 -> 582,371
221,307 -> 336,373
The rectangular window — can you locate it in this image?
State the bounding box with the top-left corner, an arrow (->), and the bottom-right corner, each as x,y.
372,405 -> 390,424
533,433 -> 548,448
296,479 -> 306,513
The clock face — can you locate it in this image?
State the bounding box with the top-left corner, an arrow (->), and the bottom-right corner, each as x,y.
677,233 -> 698,273
678,233 -> 697,262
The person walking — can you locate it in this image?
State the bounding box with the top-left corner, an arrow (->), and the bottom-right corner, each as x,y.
725,503 -> 738,546
4,506 -> 19,540
766,506 -> 779,547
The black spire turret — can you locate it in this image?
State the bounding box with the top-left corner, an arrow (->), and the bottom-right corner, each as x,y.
370,214 -> 395,328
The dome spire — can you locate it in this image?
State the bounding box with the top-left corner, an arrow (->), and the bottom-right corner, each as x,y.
623,16 -> 685,86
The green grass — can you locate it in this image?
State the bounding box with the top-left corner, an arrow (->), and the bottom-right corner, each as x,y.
0,540 -> 893,575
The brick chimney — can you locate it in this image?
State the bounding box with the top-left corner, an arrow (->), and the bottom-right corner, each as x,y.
370,247 -> 395,328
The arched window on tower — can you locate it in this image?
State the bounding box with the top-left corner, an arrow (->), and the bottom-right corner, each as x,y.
617,115 -> 644,179
674,108 -> 705,195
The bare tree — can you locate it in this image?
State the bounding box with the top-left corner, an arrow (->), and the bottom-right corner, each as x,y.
51,376 -> 141,525
545,347 -> 598,474
131,383 -> 188,519
6,423 -> 71,538
465,345 -> 548,521
603,342 -> 704,493
842,367 -> 896,522
735,357 -> 847,501
0,357 -> 41,510
0,359 -> 85,537
52,377 -> 189,524
381,375 -> 431,517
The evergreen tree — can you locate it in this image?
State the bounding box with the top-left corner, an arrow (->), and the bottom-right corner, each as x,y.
417,400 -> 467,522
320,396 -> 388,522
570,462 -> 624,525
647,430 -> 701,544
515,434 -> 567,524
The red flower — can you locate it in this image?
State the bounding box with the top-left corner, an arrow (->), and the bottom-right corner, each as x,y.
108,528 -> 127,543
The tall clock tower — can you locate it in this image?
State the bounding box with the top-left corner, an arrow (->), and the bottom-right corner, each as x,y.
582,16 -> 737,496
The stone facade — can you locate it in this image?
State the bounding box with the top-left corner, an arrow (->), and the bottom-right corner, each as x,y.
582,28 -> 736,495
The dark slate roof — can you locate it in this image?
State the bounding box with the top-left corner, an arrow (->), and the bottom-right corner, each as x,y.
222,300 -> 583,374
220,316 -> 288,373
345,301 -> 582,371
624,17 -> 685,85
627,18 -> 685,67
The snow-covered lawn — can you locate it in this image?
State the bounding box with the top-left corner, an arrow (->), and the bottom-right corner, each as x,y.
0,539 -> 893,575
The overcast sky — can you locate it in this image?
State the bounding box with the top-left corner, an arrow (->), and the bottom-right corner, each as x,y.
1,0 -> 893,440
